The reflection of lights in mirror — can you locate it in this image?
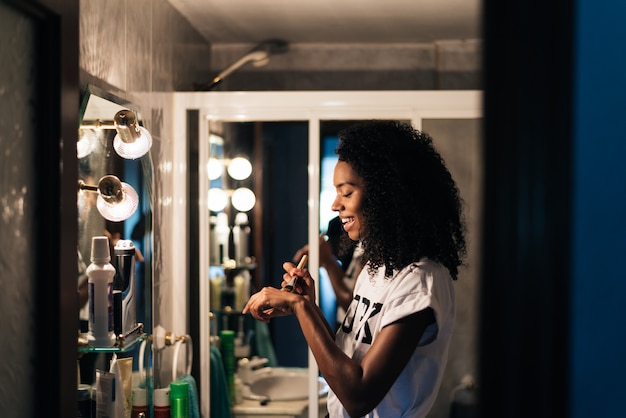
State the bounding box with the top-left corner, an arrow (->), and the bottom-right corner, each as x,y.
231,187 -> 256,212
207,131 -> 255,213
227,157 -> 252,180
207,158 -> 224,180
208,188 -> 229,212
77,129 -> 98,159
78,175 -> 139,222
80,109 -> 153,159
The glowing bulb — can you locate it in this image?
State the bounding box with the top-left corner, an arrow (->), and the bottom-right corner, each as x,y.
207,158 -> 224,180
96,181 -> 139,222
227,157 -> 252,180
231,187 -> 256,212
208,188 -> 228,212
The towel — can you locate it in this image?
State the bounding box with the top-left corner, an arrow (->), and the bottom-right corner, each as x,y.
210,345 -> 232,418
251,320 -> 278,367
178,374 -> 200,418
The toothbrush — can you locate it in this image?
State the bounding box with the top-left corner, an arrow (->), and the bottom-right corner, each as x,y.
283,254 -> 307,292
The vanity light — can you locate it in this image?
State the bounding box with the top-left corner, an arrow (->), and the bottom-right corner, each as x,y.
226,157 -> 252,180
80,109 -> 153,160
112,110 -> 153,159
207,158 -> 224,180
208,187 -> 256,213
78,175 -> 139,222
231,187 -> 256,212
208,188 -> 229,212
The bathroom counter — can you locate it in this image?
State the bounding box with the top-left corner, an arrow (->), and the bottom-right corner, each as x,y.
232,397 -> 328,418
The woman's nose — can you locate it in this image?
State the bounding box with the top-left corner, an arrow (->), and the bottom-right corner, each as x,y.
331,196 -> 342,212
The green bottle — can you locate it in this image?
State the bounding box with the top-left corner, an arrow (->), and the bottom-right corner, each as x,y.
169,380 -> 189,418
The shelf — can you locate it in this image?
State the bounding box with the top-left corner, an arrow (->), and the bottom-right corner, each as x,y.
78,323 -> 148,353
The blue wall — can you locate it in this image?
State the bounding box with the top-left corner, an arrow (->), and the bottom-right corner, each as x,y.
572,0 -> 626,416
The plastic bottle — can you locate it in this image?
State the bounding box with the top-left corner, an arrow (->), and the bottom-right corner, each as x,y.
87,236 -> 116,347
154,387 -> 171,418
232,212 -> 251,265
131,387 -> 148,418
169,380 -> 190,418
220,330 -> 235,405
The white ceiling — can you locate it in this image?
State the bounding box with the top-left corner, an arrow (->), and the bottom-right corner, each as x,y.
168,0 -> 482,45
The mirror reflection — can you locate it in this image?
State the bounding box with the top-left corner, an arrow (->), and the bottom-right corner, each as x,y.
76,85 -> 153,386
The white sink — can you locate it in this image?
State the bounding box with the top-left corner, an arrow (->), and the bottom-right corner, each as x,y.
243,368 -> 329,402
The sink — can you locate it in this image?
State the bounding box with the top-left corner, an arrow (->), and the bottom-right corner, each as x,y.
243,368 -> 329,402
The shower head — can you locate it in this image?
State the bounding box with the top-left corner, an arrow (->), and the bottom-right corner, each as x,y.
196,39 -> 289,91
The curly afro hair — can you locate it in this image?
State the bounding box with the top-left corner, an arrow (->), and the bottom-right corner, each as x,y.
335,120 -> 467,280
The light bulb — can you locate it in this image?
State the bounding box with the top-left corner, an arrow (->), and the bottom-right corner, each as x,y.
207,158 -> 224,180
96,181 -> 139,222
227,157 -> 252,180
77,129 -> 97,158
113,126 -> 152,159
208,188 -> 228,212
231,187 -> 256,212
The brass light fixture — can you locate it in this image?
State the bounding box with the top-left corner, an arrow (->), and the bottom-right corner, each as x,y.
79,109 -> 152,160
78,175 -> 139,222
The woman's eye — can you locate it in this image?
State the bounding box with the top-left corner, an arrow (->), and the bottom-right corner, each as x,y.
343,192 -> 353,198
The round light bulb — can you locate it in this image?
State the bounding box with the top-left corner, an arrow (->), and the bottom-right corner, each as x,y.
227,157 -> 252,180
113,126 -> 153,159
96,181 -> 139,222
207,158 -> 224,180
208,188 -> 229,212
77,129 -> 97,159
231,187 -> 256,212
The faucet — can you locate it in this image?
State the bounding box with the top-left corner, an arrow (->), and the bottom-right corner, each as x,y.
237,357 -> 270,384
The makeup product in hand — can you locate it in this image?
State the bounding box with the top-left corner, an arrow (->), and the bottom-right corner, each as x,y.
283,254 -> 307,292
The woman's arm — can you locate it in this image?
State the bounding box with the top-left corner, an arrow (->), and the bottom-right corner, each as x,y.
244,262 -> 435,418
295,297 -> 434,417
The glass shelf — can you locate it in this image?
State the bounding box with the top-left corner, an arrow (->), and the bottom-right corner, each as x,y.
78,323 -> 148,353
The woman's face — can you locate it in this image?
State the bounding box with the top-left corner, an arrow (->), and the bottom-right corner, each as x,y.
331,161 -> 365,241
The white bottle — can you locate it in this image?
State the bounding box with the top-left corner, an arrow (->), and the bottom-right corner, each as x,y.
87,235 -> 116,347
215,212 -> 231,264
232,212 -> 251,265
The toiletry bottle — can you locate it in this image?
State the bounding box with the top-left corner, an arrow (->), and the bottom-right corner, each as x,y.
169,381 -> 189,418
215,212 -> 230,264
113,239 -> 137,336
220,330 -> 236,405
87,236 -> 116,347
131,387 -> 148,418
154,387 -> 171,418
232,212 -> 251,265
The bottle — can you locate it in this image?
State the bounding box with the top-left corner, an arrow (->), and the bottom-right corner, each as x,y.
87,236 -> 116,347
215,212 -> 230,264
220,330 -> 235,405
113,240 -> 137,336
131,387 -> 148,418
154,387 -> 171,418
232,212 -> 251,265
169,381 -> 189,418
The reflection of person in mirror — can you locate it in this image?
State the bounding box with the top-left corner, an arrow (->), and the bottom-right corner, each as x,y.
244,121 -> 467,418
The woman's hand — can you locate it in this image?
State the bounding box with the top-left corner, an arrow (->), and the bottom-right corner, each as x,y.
243,261 -> 316,322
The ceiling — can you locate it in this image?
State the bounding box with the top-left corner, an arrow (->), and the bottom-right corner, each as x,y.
168,0 -> 482,45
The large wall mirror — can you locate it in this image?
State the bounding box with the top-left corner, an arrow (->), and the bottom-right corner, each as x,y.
176,90 -> 482,417
77,85 -> 153,387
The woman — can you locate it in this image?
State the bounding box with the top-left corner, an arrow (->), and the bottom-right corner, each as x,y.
243,120 -> 467,417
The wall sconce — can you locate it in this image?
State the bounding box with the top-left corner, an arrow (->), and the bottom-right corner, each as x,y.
80,109 -> 152,159
78,175 -> 139,222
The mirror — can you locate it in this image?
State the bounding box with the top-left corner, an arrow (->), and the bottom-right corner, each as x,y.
77,85 -> 153,384
191,90 -> 482,418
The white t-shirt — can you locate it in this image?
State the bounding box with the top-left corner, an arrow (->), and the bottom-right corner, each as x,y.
326,258 -> 456,418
